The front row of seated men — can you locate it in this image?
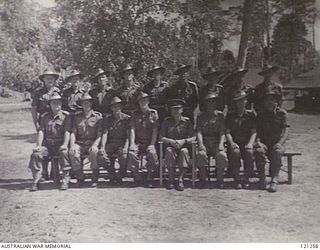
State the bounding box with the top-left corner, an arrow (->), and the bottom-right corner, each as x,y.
28,88 -> 289,193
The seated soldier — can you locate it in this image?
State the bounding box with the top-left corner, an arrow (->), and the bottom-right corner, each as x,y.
69,93 -> 103,188
127,92 -> 159,188
159,99 -> 196,191
196,93 -> 228,189
226,91 -> 257,189
28,92 -> 71,191
98,97 -> 131,184
254,90 -> 290,192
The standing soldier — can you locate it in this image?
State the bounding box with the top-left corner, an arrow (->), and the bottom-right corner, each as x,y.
31,69 -> 61,180
98,97 -> 131,184
69,93 -> 103,188
32,69 -> 61,131
62,70 -> 84,115
116,65 -> 141,115
220,67 -> 253,111
165,64 -> 199,120
143,65 -> 169,123
196,93 -> 228,189
226,91 -> 257,189
28,92 -> 71,191
253,64 -> 282,113
199,66 -> 224,112
89,68 -> 115,115
159,99 -> 196,191
254,90 -> 289,192
127,92 -> 159,188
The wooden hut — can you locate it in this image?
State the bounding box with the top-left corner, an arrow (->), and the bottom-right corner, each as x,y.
284,66 -> 320,113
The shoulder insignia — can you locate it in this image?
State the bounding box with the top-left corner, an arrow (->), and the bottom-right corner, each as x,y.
61,110 -> 70,116
92,111 -> 102,118
40,112 -> 49,118
181,116 -> 190,122
188,81 -> 198,88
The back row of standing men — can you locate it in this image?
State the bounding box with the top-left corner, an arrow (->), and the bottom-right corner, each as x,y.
28,62 -> 289,193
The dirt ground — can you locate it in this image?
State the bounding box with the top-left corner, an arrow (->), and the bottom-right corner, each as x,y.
0,104 -> 319,243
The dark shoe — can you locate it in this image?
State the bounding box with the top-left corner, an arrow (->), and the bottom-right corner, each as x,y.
197,180 -> 206,189
77,179 -> 84,188
217,182 -> 224,189
268,182 -> 278,193
42,173 -> 49,181
30,183 -> 38,192
235,182 -> 242,190
176,181 -> 184,191
166,181 -> 175,190
242,182 -> 250,190
146,180 -> 155,188
133,180 -> 143,187
60,182 -> 68,191
91,182 -> 98,188
258,179 -> 267,190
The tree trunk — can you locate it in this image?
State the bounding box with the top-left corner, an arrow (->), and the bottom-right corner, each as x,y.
237,0 -> 253,68
265,0 -> 271,66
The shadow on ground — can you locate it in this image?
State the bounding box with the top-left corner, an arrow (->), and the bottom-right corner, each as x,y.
2,133 -> 37,144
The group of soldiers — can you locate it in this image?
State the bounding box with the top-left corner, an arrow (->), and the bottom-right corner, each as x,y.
28,62 -> 289,193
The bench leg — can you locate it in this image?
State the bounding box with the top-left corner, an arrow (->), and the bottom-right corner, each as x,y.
192,143 -> 196,188
287,156 -> 293,185
52,158 -> 60,185
159,143 -> 163,187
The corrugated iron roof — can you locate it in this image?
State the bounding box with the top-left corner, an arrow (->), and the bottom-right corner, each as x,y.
284,66 -> 320,89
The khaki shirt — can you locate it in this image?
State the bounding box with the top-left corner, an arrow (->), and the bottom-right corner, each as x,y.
89,88 -> 115,115
62,87 -> 83,113
165,80 -> 199,118
103,112 -> 132,143
72,110 -> 103,143
257,107 -> 289,146
31,87 -> 61,115
160,116 -> 195,140
196,111 -> 225,144
226,110 -> 256,145
131,109 -> 159,144
39,110 -> 71,144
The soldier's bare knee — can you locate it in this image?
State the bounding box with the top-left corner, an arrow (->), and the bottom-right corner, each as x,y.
180,148 -> 189,155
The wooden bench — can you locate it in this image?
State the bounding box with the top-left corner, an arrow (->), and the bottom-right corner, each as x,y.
281,152 -> 302,184
206,152 -> 301,185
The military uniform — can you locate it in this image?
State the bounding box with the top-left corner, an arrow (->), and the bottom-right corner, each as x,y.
62,87 -> 83,114
219,68 -> 253,111
89,87 -> 115,115
253,65 -> 282,113
98,111 -> 132,180
143,80 -> 169,122
226,109 -> 256,184
127,108 -> 159,181
165,80 -> 199,120
31,87 -> 61,117
254,81 -> 283,113
116,84 -> 140,115
254,107 -> 289,184
160,115 -> 195,176
69,109 -> 103,181
196,111 -> 228,182
28,109 -> 71,190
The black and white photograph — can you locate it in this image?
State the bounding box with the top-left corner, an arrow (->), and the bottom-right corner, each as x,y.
0,0 -> 319,245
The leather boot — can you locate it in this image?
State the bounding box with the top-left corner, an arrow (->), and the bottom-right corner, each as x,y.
60,170 -> 70,190
74,170 -> 84,188
91,169 -> 99,187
